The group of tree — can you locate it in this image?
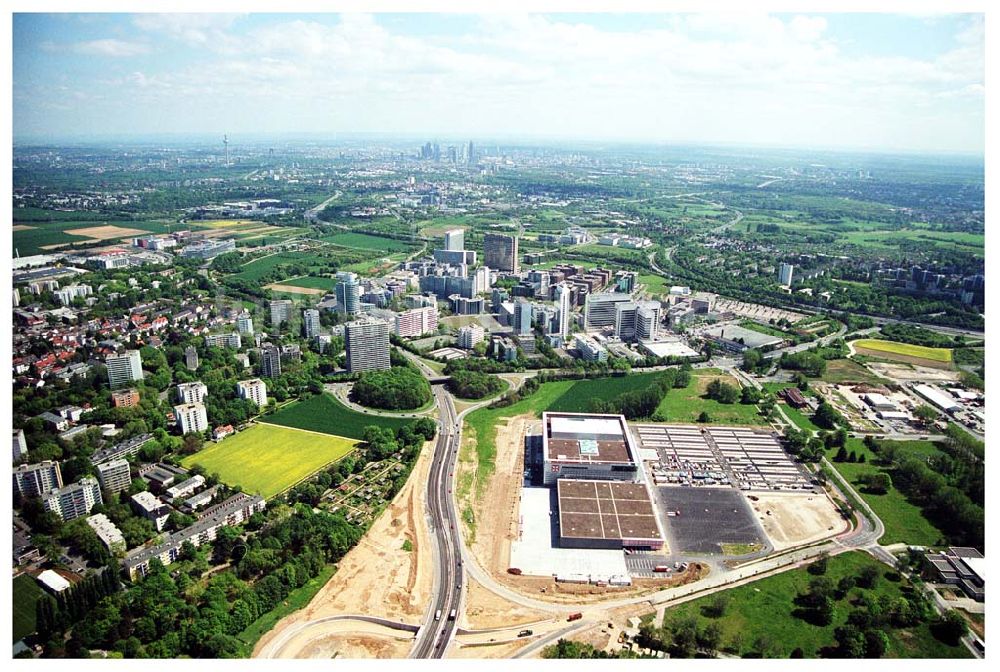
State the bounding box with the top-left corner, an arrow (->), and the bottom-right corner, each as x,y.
865,432 -> 983,548
705,378 -> 740,404
445,369 -> 505,400
541,639 -> 638,659
350,366 -> 432,410
778,351 -> 828,378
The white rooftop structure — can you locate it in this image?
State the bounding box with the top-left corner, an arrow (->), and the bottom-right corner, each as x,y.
963,556 -> 986,582
550,415 -> 624,440
37,569 -> 71,593
913,384 -> 961,413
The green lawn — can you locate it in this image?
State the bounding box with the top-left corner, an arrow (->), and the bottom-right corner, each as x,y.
659,551 -> 970,658
235,252 -> 332,282
320,232 -> 414,252
280,275 -> 338,291
656,370 -> 767,425
263,392 -> 412,440
780,403 -> 822,433
819,359 -> 888,385
826,439 -> 947,546
180,423 -> 358,498
237,563 -> 337,654
13,574 -> 44,642
546,371 -> 666,413
638,274 -> 670,296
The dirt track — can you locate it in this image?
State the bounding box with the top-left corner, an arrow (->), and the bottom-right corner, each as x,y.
253,440 -> 435,658
750,491 -> 846,551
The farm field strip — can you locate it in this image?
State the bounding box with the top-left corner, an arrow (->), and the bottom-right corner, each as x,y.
853,339 -> 952,363
263,392 -> 412,440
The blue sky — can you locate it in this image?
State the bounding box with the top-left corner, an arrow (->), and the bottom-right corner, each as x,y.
13,13 -> 985,153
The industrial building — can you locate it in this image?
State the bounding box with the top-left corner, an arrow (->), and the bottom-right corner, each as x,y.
557,480 -> 664,550
542,412 -> 641,485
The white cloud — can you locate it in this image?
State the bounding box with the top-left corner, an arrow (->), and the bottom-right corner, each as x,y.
41,38 -> 150,57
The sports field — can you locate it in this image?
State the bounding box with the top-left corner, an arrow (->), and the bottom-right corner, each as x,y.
853,339 -> 952,367
263,392 -> 412,440
13,573 -> 44,641
180,423 -> 357,498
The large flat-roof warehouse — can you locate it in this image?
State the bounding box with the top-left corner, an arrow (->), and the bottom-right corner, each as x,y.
557,479 -> 664,550
542,412 -> 639,484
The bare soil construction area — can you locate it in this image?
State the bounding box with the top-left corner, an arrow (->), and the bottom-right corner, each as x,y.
296,631 -> 413,659
467,415 -> 531,579
66,224 -> 149,240
254,441 -> 435,658
264,283 -> 326,295
865,361 -> 961,384
461,576 -> 552,630
748,491 -> 846,551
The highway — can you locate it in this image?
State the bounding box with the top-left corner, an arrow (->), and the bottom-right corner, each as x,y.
411,386 -> 464,658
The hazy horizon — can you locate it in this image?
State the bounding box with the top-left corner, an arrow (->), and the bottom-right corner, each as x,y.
14,13 -> 985,154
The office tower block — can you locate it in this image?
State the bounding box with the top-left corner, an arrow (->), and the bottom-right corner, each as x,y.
269,299 -> 293,328
335,272 -> 361,315
444,229 -> 465,252
483,233 -> 519,273
553,282 -> 572,338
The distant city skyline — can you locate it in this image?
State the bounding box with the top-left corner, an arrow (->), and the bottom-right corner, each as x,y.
13,12 -> 985,154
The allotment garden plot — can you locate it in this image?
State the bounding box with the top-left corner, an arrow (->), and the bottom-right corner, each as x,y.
180,423 -> 357,499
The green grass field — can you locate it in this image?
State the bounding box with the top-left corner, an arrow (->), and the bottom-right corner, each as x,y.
181,423 -> 358,498
656,370 -> 767,425
234,252 -> 332,282
780,402 -> 822,433
658,551 -> 970,658
280,275 -> 338,291
853,339 -> 952,363
827,439 -> 947,546
320,232 -> 414,252
263,392 -> 412,440
13,574 -> 44,642
638,274 -> 670,296
819,358 -> 888,385
546,371 -> 666,413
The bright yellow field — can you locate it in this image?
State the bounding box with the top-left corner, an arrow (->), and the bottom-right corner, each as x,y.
853,339 -> 952,363
180,423 -> 357,498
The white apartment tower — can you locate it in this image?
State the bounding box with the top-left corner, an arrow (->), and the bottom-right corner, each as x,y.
95,458 -> 132,494
303,309 -> 322,338
174,403 -> 209,434
106,350 -> 144,389
176,382 -> 209,405
236,312 -> 254,335
345,319 -> 391,373
236,378 -> 268,408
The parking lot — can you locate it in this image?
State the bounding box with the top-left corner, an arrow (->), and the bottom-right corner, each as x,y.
705,427 -> 815,492
634,424 -> 729,487
657,487 -> 765,554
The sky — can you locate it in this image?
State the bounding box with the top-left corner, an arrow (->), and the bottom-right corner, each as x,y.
12,12 -> 986,153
